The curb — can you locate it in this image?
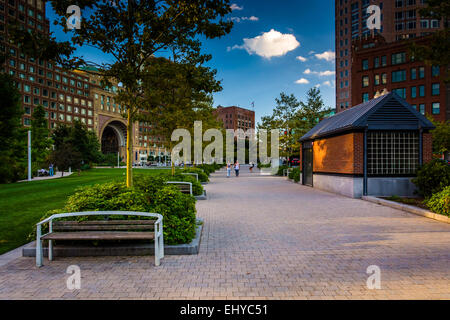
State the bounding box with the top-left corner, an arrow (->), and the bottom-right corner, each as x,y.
195,190 -> 207,201
22,218 -> 204,258
362,196 -> 450,224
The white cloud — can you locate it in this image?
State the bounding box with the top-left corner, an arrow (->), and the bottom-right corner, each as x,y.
303,69 -> 335,76
231,16 -> 259,23
295,78 -> 310,84
230,3 -> 243,11
322,80 -> 336,87
296,56 -> 307,62
315,50 -> 335,62
314,84 -> 321,88
230,29 -> 300,59
318,70 -> 335,76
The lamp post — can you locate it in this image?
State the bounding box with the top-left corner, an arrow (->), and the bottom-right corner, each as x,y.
27,130 -> 31,181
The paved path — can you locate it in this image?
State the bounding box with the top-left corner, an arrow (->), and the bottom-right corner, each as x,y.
18,172 -> 73,182
0,167 -> 449,299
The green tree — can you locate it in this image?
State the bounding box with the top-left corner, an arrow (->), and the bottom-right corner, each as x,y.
410,0 -> 450,82
427,116 -> 450,158
258,88 -> 331,161
0,74 -> 26,183
48,143 -> 83,176
51,120 -> 102,167
141,54 -> 223,174
296,87 -> 333,138
31,105 -> 52,167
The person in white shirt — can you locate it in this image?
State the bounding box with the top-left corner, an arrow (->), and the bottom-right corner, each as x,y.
234,161 -> 240,177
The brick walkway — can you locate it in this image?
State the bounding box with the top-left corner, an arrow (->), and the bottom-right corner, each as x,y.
0,167 -> 449,299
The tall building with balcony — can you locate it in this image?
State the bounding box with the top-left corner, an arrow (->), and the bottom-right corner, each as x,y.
335,0 -> 443,113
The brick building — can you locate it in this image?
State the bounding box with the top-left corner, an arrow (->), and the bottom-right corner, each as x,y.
335,0 -> 444,112
300,92 -> 434,198
0,0 -> 95,130
0,0 -> 169,165
351,35 -> 448,122
214,106 -> 255,131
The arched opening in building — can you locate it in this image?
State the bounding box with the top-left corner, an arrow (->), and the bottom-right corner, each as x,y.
101,121 -> 127,155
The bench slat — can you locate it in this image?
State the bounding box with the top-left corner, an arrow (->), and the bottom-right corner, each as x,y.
53,225 -> 154,231
53,220 -> 156,225
42,231 -> 155,241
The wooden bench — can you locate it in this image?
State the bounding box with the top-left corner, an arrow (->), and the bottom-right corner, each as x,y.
35,211 -> 164,267
165,181 -> 193,196
181,172 -> 199,181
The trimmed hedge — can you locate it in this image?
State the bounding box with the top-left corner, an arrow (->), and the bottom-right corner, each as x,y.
177,168 -> 209,183
31,175 -> 198,245
425,186 -> 450,217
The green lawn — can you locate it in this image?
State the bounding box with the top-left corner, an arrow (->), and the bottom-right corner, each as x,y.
0,168 -> 170,255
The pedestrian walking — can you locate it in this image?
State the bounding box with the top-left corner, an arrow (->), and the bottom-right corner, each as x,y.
226,162 -> 231,178
234,161 -> 240,177
249,162 -> 255,173
49,163 -> 54,176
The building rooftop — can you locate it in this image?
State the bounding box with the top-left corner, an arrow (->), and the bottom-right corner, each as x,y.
300,92 -> 435,142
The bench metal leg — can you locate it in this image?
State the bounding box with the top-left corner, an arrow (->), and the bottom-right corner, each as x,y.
48,240 -> 53,261
154,235 -> 160,266
159,230 -> 164,259
36,226 -> 43,267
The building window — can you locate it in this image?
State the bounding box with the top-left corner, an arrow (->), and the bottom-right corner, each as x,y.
432,102 -> 440,115
431,65 -> 440,77
431,83 -> 440,96
419,104 -> 425,115
381,56 -> 387,67
374,57 -> 379,68
392,70 -> 406,82
362,93 -> 369,102
419,67 -> 425,79
411,68 -> 417,80
374,74 -> 380,86
367,131 -> 419,175
419,85 -> 425,97
381,73 -> 387,84
362,76 -> 369,87
362,59 -> 369,70
411,86 -> 417,98
393,88 -> 406,99
392,52 -> 406,65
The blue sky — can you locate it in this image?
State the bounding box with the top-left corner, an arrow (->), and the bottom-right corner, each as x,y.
47,0 -> 336,125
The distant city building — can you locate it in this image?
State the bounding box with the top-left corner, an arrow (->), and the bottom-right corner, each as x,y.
351,35 -> 448,122
335,0 -> 444,112
0,0 -> 169,164
214,106 -> 255,131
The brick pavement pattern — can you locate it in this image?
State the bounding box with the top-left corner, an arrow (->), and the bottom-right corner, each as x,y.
0,167 -> 449,299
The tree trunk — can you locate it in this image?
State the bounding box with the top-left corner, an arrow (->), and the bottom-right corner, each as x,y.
126,109 -> 133,187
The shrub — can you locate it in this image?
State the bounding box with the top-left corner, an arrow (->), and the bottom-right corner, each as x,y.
412,159 -> 450,198
153,185 -> 197,244
31,176 -> 198,245
276,165 -> 289,176
178,168 -> 209,182
257,163 -> 271,169
169,174 -> 204,196
425,186 -> 450,217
